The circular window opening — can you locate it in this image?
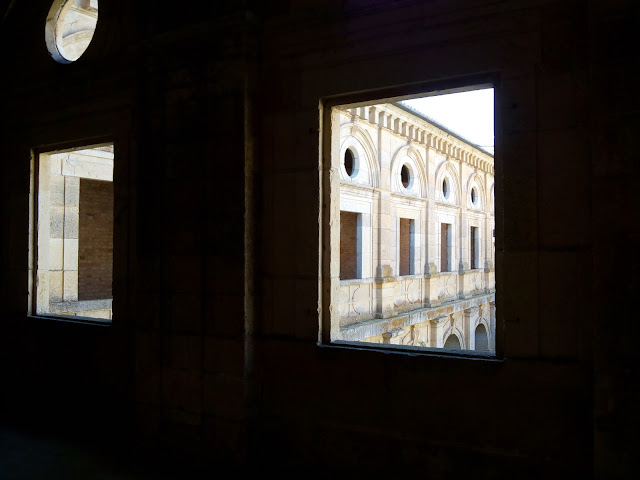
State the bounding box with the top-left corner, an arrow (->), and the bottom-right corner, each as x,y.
443,178 -> 450,199
401,164 -> 411,189
344,149 -> 355,177
45,0 -> 99,64
471,187 -> 477,205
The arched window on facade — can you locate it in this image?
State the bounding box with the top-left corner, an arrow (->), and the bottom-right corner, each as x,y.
475,324 -> 489,351
444,334 -> 461,349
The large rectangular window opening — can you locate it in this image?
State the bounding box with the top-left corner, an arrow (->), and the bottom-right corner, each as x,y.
30,142 -> 114,321
325,84 -> 496,353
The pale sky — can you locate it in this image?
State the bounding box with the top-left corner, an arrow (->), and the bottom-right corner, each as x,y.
400,88 -> 494,155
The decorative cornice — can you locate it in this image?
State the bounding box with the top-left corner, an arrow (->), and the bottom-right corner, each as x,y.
341,104 -> 494,175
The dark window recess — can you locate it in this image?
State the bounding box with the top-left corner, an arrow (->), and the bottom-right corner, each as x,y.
441,223 -> 450,272
401,165 -> 409,188
470,226 -> 478,269
344,149 -> 354,177
340,211 -> 358,279
399,218 -> 412,275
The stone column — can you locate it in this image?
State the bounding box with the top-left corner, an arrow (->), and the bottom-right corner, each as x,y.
47,170 -> 79,304
489,301 -> 496,351
62,176 -> 79,302
430,316 -> 448,348
48,171 -> 65,303
375,126 -> 395,317
464,307 -> 478,350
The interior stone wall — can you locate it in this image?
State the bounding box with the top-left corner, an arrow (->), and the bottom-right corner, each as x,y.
0,1 -> 638,479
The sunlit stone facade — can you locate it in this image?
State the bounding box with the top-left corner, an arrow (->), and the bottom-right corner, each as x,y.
336,103 -> 495,351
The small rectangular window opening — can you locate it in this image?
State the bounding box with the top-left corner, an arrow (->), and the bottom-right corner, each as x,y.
399,218 -> 413,276
29,142 -> 114,322
326,84 -> 496,353
340,210 -> 361,280
470,226 -> 478,270
441,223 -> 451,272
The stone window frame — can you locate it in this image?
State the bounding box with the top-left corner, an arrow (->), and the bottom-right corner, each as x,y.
393,204 -> 422,277
45,0 -> 99,64
436,166 -> 460,205
466,176 -> 485,211
339,127 -> 379,188
400,163 -> 413,190
435,205 -> 458,274
443,177 -> 451,200
338,195 -> 373,281
470,225 -> 479,270
390,148 -> 426,198
320,76 -> 500,358
28,140 -> 115,324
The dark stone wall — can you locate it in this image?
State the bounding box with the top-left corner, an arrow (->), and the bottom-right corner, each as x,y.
0,0 -> 638,478
588,1 -> 640,478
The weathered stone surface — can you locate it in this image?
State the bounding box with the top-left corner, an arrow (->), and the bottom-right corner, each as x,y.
1,1 -> 636,478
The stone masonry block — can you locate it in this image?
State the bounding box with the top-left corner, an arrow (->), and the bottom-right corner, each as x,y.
64,206 -> 79,239
271,277 -> 296,336
49,206 -> 65,239
169,293 -> 202,334
499,74 -> 536,135
501,250 -> 539,358
49,238 -> 63,271
502,132 -> 537,251
537,71 -> 588,131
166,334 -> 203,370
49,271 -> 63,303
538,251 -> 588,360
63,238 -> 78,270
538,128 -> 590,249
295,277 -> 320,340
49,174 -> 65,206
203,336 -> 244,376
48,156 -> 62,176
161,368 -> 202,414
64,176 -> 80,207
204,294 -> 244,337
62,270 -> 78,301
203,373 -> 245,421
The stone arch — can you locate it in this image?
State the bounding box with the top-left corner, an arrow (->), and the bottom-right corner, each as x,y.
434,160 -> 461,204
465,172 -> 486,210
339,123 -> 380,188
474,323 -> 489,351
390,145 -> 427,197
442,315 -> 465,349
444,333 -> 462,349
